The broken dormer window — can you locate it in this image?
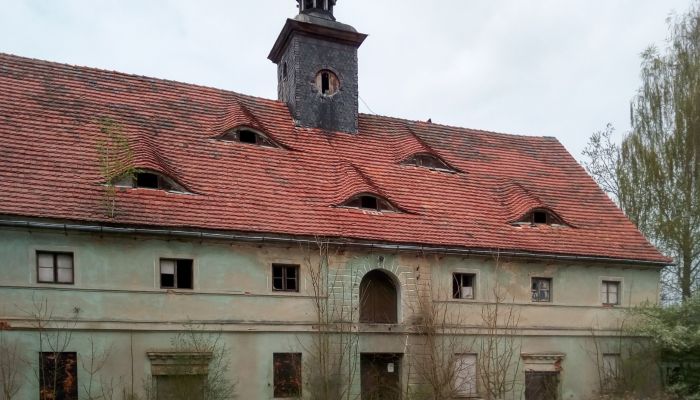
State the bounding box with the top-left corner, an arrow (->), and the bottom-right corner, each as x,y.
114,170 -> 187,193
219,127 -> 277,148
516,209 -> 562,226
404,153 -> 453,171
342,194 -> 396,212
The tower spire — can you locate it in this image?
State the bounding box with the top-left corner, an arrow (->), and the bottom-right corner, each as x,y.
297,0 -> 336,20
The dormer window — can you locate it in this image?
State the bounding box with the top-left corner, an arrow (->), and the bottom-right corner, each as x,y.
404,153 -> 453,171
219,127 -> 278,148
516,209 -> 563,226
114,170 -> 187,193
341,194 -> 397,212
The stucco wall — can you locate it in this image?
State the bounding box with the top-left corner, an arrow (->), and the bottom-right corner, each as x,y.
0,227 -> 661,399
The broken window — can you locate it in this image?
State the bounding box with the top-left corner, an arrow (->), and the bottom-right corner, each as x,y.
37,251 -> 74,284
525,371 -> 559,400
453,354 -> 478,397
272,264 -> 299,292
315,70 -> 339,96
404,153 -> 453,171
219,127 -> 278,147
40,352 -> 78,400
531,278 -> 552,302
602,353 -> 621,392
114,170 -> 186,192
273,353 -> 302,398
160,259 -> 194,289
453,273 -> 475,300
517,209 -> 562,225
601,281 -> 620,305
342,194 -> 397,212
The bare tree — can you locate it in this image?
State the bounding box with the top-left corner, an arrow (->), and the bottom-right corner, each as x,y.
96,117 -> 134,219
301,238 -> 360,400
0,321 -> 26,400
478,256 -> 522,400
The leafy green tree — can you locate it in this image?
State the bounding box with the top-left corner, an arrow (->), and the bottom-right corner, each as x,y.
631,297 -> 700,398
584,1 -> 700,300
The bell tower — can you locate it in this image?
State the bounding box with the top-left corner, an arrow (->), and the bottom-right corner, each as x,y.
268,0 -> 367,133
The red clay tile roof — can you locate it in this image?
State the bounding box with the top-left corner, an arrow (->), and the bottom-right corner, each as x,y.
0,53 -> 669,264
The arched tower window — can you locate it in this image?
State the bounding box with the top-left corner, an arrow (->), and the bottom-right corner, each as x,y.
360,270 -> 398,324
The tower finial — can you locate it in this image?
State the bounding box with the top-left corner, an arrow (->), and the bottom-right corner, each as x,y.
297,0 -> 336,20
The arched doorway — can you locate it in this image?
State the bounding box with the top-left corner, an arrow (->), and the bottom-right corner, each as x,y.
359,270 -> 398,324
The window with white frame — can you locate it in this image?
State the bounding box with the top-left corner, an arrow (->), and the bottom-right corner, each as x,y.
601,281 -> 620,305
453,353 -> 478,397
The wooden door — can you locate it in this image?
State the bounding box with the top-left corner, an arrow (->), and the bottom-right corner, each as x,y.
361,354 -> 402,400
525,371 -> 559,400
360,270 -> 398,323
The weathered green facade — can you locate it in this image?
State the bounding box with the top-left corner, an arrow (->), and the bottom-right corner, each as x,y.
0,225 -> 661,399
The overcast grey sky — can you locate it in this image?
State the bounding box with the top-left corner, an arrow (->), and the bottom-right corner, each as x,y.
0,0 -> 693,159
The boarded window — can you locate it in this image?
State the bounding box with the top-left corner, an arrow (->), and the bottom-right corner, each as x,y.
454,354 -> 478,397
154,375 -> 206,400
360,270 -> 398,324
40,352 -> 78,400
160,259 -> 194,289
602,353 -> 621,392
525,371 -> 559,400
453,273 -> 475,299
531,278 -> 552,302
272,264 -> 299,292
405,153 -> 452,171
37,251 -> 74,284
273,353 -> 302,398
601,281 -> 620,305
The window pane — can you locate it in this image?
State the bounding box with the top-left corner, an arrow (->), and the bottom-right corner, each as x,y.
57,268 -> 73,283
273,277 -> 284,291
176,260 -> 193,289
274,353 -> 302,398
286,277 -> 297,291
38,267 -> 54,282
454,354 -> 477,396
609,291 -> 618,305
609,282 -> 618,294
160,260 -> 175,275
56,254 -> 73,269
38,253 -> 54,269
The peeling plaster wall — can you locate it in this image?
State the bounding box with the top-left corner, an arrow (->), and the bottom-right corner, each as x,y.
0,227 -> 661,399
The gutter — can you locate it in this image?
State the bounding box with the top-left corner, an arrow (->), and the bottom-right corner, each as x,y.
0,217 -> 670,268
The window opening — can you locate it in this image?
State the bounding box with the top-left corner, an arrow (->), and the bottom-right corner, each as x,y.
37,251 -> 74,284
160,259 -> 193,289
40,352 -> 78,400
272,264 -> 299,292
136,172 -> 159,189
601,281 -> 620,305
315,70 -> 339,96
453,354 -> 478,397
282,62 -> 288,81
273,353 -> 302,398
452,273 -> 475,300
531,278 -> 552,302
238,129 -> 258,144
342,194 -> 397,212
219,128 -> 277,148
321,72 -> 330,94
532,211 -> 548,224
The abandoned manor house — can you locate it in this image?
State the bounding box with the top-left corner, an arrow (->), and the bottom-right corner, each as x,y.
0,1 -> 670,399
